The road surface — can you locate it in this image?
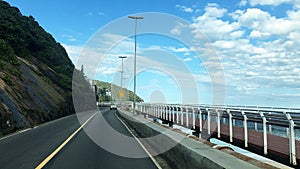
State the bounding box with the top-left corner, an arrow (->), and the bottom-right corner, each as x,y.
0,108 -> 158,169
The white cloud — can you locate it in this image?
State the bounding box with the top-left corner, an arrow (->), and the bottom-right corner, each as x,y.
98,67 -> 119,75
176,5 -> 194,13
230,30 -> 244,39
249,29 -> 270,38
191,16 -> 240,42
204,3 -> 227,18
62,34 -> 78,42
249,0 -> 293,6
287,10 -> 300,20
170,27 -> 181,35
237,8 -> 300,36
188,4 -> 245,42
239,0 -> 247,6
229,10 -> 244,20
170,22 -> 187,35
183,58 -> 192,62
167,46 -> 191,53
213,40 -> 235,49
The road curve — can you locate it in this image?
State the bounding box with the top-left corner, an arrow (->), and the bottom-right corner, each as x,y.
0,108 -> 158,169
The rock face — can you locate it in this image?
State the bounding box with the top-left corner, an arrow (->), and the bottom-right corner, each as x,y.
0,1 -> 77,135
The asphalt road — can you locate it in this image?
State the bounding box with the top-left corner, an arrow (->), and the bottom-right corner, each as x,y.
0,108 -> 158,169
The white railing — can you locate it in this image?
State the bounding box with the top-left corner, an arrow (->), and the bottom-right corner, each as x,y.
132,103 -> 300,166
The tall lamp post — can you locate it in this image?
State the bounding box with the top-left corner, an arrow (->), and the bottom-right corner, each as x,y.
128,15 -> 144,115
119,56 -> 127,102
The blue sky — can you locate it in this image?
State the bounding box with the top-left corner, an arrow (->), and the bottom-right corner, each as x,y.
5,0 -> 300,108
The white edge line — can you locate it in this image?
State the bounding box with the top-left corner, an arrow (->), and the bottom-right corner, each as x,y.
114,111 -> 162,169
0,114 -> 74,141
0,128 -> 32,141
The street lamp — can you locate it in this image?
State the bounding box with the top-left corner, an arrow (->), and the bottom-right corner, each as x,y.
119,56 -> 127,101
128,15 -> 144,115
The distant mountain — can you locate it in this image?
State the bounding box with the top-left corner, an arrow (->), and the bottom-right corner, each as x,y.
93,80 -> 144,103
0,1 -> 93,136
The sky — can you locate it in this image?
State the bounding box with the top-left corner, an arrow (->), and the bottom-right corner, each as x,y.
4,0 -> 300,108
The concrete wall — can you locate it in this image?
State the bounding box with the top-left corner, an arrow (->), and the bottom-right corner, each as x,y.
118,110 -> 260,169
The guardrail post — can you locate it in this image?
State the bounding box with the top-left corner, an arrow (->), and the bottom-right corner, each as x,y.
206,108 -> 211,135
199,108 -> 202,132
169,107 -> 171,121
176,107 -> 179,124
269,124 -> 272,134
160,105 -> 164,119
166,106 -> 168,121
192,108 -> 195,129
228,110 -> 233,143
164,106 -> 167,120
162,106 -> 164,120
216,109 -> 221,138
186,106 -> 189,127
259,111 -> 268,155
160,105 -> 163,119
165,105 -> 168,120
284,112 -> 297,165
242,111 -> 248,147
181,106 -> 184,125
172,107 -> 175,122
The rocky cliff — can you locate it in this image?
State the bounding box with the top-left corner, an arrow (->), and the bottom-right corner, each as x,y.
0,1 -> 80,135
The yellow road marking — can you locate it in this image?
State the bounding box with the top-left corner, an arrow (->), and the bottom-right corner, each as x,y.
35,112 -> 97,169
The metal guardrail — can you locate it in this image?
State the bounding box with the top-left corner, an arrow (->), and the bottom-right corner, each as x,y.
132,103 -> 300,166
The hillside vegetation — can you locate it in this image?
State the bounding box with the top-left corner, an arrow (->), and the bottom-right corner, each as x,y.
93,80 -> 144,103
0,1 -> 92,135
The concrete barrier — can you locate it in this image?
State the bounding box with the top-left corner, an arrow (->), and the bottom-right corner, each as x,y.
118,110 -> 260,169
